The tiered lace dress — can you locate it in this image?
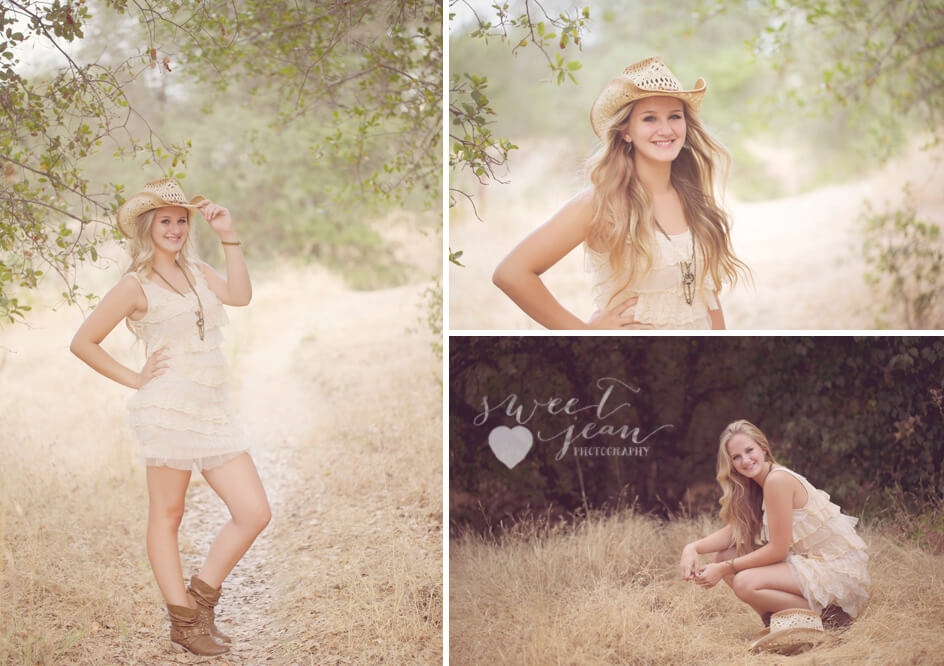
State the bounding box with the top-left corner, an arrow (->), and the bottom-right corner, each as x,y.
761,467 -> 870,617
585,229 -> 717,329
126,263 -> 247,471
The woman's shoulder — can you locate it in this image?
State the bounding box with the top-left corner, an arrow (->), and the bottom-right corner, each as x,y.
117,272 -> 146,292
187,258 -> 213,275
107,273 -> 148,316
764,466 -> 805,490
559,187 -> 596,221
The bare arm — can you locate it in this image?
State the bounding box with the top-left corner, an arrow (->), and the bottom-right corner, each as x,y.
492,189 -> 638,330
680,524 -> 732,580
70,275 -> 167,389
709,298 -> 726,330
727,472 -> 794,571
196,200 -> 252,306
492,189 -> 593,329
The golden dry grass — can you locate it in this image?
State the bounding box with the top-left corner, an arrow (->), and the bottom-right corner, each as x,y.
450,511 -> 944,665
0,243 -> 442,664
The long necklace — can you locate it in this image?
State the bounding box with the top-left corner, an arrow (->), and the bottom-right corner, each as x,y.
152,261 -> 206,340
652,219 -> 696,306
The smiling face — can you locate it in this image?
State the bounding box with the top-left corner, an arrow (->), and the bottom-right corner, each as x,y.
622,95 -> 687,163
149,205 -> 190,255
725,432 -> 769,480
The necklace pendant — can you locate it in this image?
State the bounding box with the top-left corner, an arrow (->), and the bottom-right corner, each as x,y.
680,261 -> 696,306
196,312 -> 205,341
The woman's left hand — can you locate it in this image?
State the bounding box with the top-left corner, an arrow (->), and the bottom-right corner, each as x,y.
197,199 -> 235,238
693,562 -> 727,588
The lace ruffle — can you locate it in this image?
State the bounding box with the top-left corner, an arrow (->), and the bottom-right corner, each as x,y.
130,419 -> 246,454
788,550 -> 870,617
143,451 -> 246,472
585,232 -> 719,330
620,289 -> 715,328
760,468 -> 870,617
124,264 -> 246,470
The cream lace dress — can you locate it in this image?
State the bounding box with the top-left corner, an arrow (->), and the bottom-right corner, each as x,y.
585,229 -> 717,329
125,263 -> 247,471
761,467 -> 870,618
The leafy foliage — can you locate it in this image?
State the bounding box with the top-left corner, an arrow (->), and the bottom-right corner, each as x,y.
861,189 -> 944,328
0,0 -> 441,322
448,0 -> 589,260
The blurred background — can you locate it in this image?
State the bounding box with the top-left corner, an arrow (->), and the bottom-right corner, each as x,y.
450,336 -> 944,539
449,0 -> 944,329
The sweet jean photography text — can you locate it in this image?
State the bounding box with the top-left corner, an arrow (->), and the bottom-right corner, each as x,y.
473,377 -> 674,467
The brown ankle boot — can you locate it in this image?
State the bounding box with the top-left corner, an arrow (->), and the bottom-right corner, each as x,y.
167,603 -> 229,656
188,575 -> 232,644
821,604 -> 852,629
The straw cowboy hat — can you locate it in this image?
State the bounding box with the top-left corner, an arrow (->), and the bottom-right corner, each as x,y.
116,178 -> 207,238
749,608 -> 833,655
590,56 -> 707,138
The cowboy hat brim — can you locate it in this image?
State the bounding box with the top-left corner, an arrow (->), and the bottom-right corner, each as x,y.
590,76 -> 707,139
117,193 -> 207,238
749,626 -> 831,654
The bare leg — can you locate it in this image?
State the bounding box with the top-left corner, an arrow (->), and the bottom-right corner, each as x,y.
731,562 -> 810,613
713,546 -> 775,619
197,453 -> 271,588
146,465 -> 193,607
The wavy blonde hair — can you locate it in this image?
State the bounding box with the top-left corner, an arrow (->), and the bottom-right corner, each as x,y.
585,100 -> 750,308
717,419 -> 777,555
124,207 -> 196,279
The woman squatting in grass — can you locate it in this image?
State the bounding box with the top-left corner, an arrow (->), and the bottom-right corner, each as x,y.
680,420 -> 869,631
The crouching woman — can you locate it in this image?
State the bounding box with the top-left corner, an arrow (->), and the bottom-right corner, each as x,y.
679,420 -> 869,628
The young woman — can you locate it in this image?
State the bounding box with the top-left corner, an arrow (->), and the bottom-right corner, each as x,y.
493,56 -> 749,329
71,178 -> 270,656
680,420 -> 869,629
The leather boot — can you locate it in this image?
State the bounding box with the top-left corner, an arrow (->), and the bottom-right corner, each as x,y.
188,575 -> 232,644
821,604 -> 852,629
167,603 -> 229,656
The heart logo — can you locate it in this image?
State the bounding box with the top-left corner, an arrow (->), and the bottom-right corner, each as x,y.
488,425 -> 533,469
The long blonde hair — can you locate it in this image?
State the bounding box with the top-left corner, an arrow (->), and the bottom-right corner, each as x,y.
585,101 -> 749,307
716,419 -> 777,555
124,208 -> 196,279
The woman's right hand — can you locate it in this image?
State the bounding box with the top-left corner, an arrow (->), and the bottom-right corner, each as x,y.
587,297 -> 640,329
680,543 -> 700,581
136,347 -> 169,388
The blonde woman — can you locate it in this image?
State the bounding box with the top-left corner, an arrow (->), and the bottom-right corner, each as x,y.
680,420 -> 869,629
71,179 -> 270,656
493,56 -> 748,329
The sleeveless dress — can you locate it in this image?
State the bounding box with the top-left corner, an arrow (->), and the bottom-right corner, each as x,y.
125,263 -> 248,471
761,467 -> 870,617
585,229 -> 717,329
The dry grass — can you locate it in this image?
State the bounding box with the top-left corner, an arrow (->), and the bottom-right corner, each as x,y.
450,511 -> 944,665
0,251 -> 442,664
